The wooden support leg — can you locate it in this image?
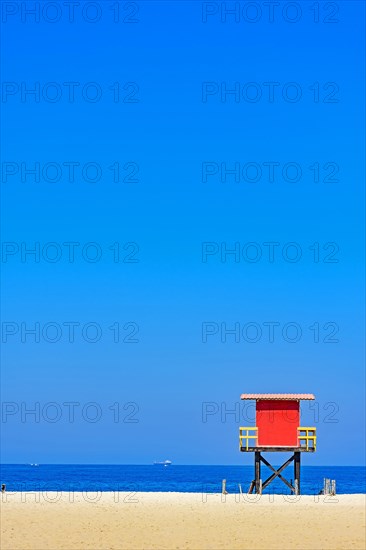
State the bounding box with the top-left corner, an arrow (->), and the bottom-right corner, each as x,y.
255,452 -> 261,494
294,452 -> 300,495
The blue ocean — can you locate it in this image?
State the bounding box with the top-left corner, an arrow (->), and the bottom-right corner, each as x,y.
1,465 -> 365,495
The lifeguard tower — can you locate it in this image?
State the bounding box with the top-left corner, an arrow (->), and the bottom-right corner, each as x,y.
239,393 -> 316,495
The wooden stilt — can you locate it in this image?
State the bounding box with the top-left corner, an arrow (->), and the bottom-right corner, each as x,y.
255,452 -> 261,494
294,452 -> 300,495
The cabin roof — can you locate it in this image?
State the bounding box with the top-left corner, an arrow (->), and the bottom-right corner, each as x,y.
240,393 -> 315,401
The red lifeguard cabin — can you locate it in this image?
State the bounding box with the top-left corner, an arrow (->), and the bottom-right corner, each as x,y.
239,393 -> 316,495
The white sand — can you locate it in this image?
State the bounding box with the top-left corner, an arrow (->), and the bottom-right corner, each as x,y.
1,492 -> 365,549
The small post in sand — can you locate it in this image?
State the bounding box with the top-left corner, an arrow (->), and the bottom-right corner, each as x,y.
331,480 -> 336,495
322,478 -> 336,495
222,479 -> 228,495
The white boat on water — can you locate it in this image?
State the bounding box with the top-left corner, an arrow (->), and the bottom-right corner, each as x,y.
153,460 -> 172,466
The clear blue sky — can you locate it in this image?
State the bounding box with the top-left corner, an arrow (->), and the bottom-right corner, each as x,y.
1,1 -> 365,466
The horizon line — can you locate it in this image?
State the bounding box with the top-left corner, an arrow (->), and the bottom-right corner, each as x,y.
2,463 -> 366,467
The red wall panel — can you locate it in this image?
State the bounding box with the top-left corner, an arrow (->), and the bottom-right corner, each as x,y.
256,400 -> 299,446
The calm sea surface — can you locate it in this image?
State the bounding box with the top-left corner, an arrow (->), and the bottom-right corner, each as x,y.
1,465 -> 365,495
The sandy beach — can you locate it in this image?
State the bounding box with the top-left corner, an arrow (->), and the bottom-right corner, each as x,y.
1,492 -> 365,550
